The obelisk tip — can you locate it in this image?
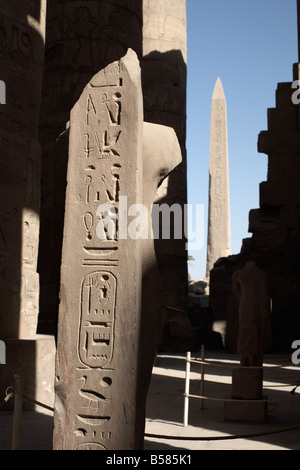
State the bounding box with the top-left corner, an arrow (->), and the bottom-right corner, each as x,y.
212,77 -> 225,100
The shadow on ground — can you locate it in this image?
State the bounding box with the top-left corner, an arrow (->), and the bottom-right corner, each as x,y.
0,350 -> 299,451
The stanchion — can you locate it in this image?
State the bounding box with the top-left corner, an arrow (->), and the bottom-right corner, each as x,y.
11,375 -> 23,450
183,351 -> 191,427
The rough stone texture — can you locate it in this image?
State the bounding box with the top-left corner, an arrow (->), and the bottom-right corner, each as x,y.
210,62 -> 300,352
0,1 -> 46,338
206,77 -> 231,277
142,0 -> 190,344
53,50 -> 157,450
38,0 -> 143,335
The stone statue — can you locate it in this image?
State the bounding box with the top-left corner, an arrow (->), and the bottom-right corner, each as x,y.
232,262 -> 272,367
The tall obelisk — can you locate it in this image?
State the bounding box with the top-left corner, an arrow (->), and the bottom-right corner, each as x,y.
206,77 -> 231,277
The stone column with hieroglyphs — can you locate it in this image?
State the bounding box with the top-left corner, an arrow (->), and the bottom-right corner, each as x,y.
53,50 -> 144,450
206,77 -> 231,277
0,1 -> 56,415
0,1 -> 46,339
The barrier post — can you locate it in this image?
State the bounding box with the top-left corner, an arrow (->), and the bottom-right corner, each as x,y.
11,375 -> 23,450
183,351 -> 191,427
200,345 -> 205,410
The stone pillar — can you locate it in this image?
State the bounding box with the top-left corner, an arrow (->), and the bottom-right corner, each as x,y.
206,77 -> 231,277
38,0 -> 143,334
0,0 -> 55,411
53,50 -> 144,450
142,0 -> 190,346
0,0 -> 46,339
53,48 -> 185,450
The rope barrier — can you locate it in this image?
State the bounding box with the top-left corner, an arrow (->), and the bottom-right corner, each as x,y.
183,348 -> 300,427
0,351 -> 299,448
2,385 -> 300,445
0,387 -> 54,413
184,392 -> 299,403
22,395 -> 54,413
188,358 -> 298,370
0,388 -> 14,408
145,424 -> 300,441
0,376 -> 55,450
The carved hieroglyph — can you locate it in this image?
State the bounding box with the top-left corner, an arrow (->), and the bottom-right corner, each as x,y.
0,1 -> 46,338
206,77 -> 231,276
53,50 -> 144,450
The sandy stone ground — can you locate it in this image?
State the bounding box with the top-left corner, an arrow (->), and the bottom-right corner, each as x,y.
144,351 -> 300,451
0,351 -> 299,451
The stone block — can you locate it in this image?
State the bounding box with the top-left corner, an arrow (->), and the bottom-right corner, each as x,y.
260,181 -> 300,207
258,129 -> 299,155
280,205 -> 300,230
253,228 -> 288,253
224,399 -> 268,423
267,153 -> 300,182
248,209 -> 280,233
275,81 -> 296,108
267,107 -> 298,131
240,237 -> 255,254
252,252 -> 283,277
210,265 -> 228,282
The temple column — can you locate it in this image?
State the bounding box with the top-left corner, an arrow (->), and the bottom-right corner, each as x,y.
142,0 -> 191,346
0,1 -> 55,410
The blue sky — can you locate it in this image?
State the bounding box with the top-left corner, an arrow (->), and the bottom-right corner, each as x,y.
186,0 -> 298,280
